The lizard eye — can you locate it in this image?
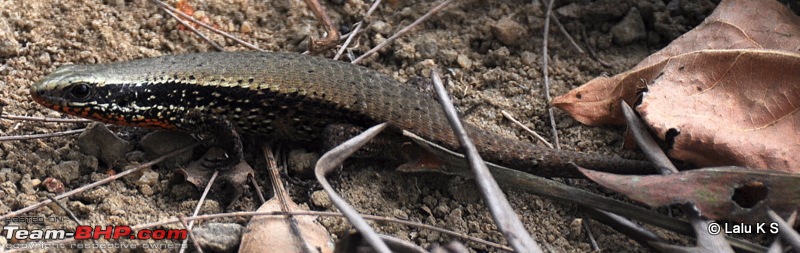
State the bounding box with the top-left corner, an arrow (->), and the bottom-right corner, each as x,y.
66,83 -> 92,100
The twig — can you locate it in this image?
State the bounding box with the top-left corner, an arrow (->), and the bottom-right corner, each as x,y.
0,142 -> 201,220
500,110 -> 553,148
541,0 -> 561,150
46,195 -> 109,253
768,210 -> 800,250
581,217 -> 600,251
262,144 -> 319,253
352,0 -> 454,64
539,0 -> 584,55
154,1 -> 225,51
249,174 -> 267,204
149,0 -> 264,51
23,209 -> 512,253
430,69 -> 541,253
303,0 -> 341,53
0,128 -> 85,141
316,123 -> 392,253
334,0 -> 383,60
177,215 -> 205,253
179,170 -> 219,253
1,114 -> 91,123
580,25 -> 612,68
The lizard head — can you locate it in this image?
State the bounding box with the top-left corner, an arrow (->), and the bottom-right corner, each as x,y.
31,64 -> 178,130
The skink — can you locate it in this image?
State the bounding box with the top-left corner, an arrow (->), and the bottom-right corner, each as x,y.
30,51 -> 651,177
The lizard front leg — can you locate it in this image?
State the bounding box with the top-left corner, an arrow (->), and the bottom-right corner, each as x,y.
185,109 -> 244,171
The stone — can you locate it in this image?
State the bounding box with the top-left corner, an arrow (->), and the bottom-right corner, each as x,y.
193,223 -> 244,252
77,123 -> 133,166
611,8 -> 646,45
491,17 -> 528,46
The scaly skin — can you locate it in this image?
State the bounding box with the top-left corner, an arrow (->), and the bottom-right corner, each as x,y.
31,52 -> 651,177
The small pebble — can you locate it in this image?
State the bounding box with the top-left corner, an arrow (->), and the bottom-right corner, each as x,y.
287,149 -> 319,178
370,20 -> 391,36
240,21 -> 253,34
393,209 -> 409,220
193,223 -> 245,252
77,123 -> 133,166
50,161 -> 80,184
138,184 -> 154,196
310,190 -> 332,209
0,18 -> 19,57
456,54 -> 472,69
611,8 -> 646,45
491,17 -> 528,46
520,51 -> 537,66
569,218 -> 583,236
139,130 -> 195,168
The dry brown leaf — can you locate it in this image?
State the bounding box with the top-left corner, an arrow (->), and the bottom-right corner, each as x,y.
176,148 -> 254,207
552,0 -> 800,125
639,50 -> 800,171
579,166 -> 800,223
238,196 -> 333,253
239,145 -> 333,253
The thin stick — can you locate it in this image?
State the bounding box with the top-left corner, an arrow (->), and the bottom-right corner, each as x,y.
46,195 -> 109,253
303,0 -> 341,53
155,2 -> 225,51
334,0 -> 383,60
149,0 -> 264,51
179,170 -> 219,253
0,128 -> 86,141
352,0 -> 454,64
1,114 -> 91,123
500,110 -> 553,148
580,25 -> 612,68
25,210 -> 512,253
431,69 -> 541,253
541,0 -> 561,150
0,142 -> 201,220
249,174 -> 267,204
538,0 -> 584,55
177,215 -> 205,253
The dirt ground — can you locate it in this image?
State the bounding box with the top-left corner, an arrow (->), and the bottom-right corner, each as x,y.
0,0 -> 729,252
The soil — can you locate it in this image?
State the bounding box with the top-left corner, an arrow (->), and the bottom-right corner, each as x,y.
0,0 -> 728,252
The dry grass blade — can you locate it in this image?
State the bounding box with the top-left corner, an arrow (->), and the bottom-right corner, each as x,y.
430,69 -> 541,253
177,215 -> 205,253
315,122 -> 391,253
178,169 -> 218,253
619,101 -> 676,174
500,110 -> 552,148
0,128 -> 86,141
767,210 -> 800,250
0,142 -> 200,220
334,0 -> 383,60
541,0 -> 560,150
149,0 -> 263,51
403,131 -> 694,237
239,145 -> 333,253
32,210 -> 512,252
1,114 -> 92,123
581,208 -> 665,246
45,195 -> 109,253
154,1 -> 224,51
597,102 -> 732,252
352,0 -> 454,64
303,0 -> 340,53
